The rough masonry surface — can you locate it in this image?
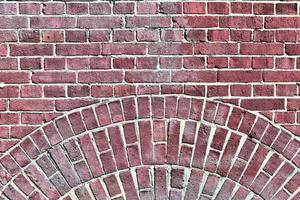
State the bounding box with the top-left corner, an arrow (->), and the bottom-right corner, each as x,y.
0,1 -> 299,200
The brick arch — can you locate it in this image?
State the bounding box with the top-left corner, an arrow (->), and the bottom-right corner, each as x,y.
0,95 -> 299,199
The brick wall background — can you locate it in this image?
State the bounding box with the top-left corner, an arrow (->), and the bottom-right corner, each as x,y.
0,0 -> 300,199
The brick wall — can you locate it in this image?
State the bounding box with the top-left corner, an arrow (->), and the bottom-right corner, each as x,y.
0,0 -> 300,199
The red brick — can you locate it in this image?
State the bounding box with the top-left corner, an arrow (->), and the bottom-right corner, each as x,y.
126,71 -> 170,83
231,85 -> 251,96
195,43 -> 238,55
229,57 -> 252,68
108,126 -> 129,169
21,85 -> 42,98
220,16 -> 263,28
253,30 -> 275,42
113,58 -> 135,69
137,2 -> 158,14
218,71 -> 262,83
95,104 -> 111,126
65,30 -> 86,42
0,16 -> 27,28
80,135 -> 103,177
253,84 -> 274,96
0,3 -> 17,14
276,30 -> 297,42
50,145 -> 81,187
100,151 -> 117,173
19,30 -> 40,42
25,165 -> 60,199
172,71 -> 216,82
56,99 -> 98,111
160,2 -> 182,14
286,172 -> 300,193
183,2 -> 205,14
126,16 -> 171,28
67,3 -> 88,15
20,58 -> 41,70
10,100 -> 53,111
113,2 -> 134,14
0,86 -> 18,98
215,180 -> 236,200
261,163 -> 294,199
4,184 -> 28,199
0,31 -> 17,42
90,30 -> 110,42
122,98 -> 137,120
264,71 -> 300,82
286,44 -> 300,55
288,99 -> 300,111
230,30 -> 252,42
241,43 -> 284,55
173,16 -> 218,28
171,168 -> 185,188
252,57 -> 274,69
112,30 -> 133,42
241,99 -> 285,111
13,174 -> 34,195
90,57 -> 111,69
90,180 -> 107,199
78,16 -> 122,28
91,86 -> 113,98
162,30 -> 183,42
89,2 -> 111,15
203,174 -> 219,195
136,57 -> 157,69
265,17 -> 300,29
57,44 -> 100,56
44,86 -> 65,97
43,123 -> 62,146
10,44 -> 53,56
149,43 -> 192,55
44,58 -> 65,70
79,72 -> 122,83
208,85 -> 228,97
32,72 -> 76,83
208,2 -> 230,14
119,171 -> 138,199
160,57 -> 182,69
276,3 -> 297,15
231,2 -> 252,14
240,145 -> 268,187
277,84 -> 297,96
250,172 -> 270,193
183,57 -> 205,69
254,3 -> 274,15
20,3 -> 40,15
207,57 -> 228,68
208,30 -> 229,41
193,124 -> 210,168
102,43 -> 146,55
217,133 -> 241,176
42,3 -> 65,15
154,167 -> 168,199
31,17 -> 75,28
185,30 -> 206,41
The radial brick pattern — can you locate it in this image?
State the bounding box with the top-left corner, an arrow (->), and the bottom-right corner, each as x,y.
1,0 -> 300,199
0,96 -> 299,199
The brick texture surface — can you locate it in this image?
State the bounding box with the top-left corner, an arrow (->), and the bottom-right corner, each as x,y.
0,0 -> 300,199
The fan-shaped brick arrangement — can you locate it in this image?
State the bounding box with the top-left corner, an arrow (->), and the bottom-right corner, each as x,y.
0,96 -> 299,200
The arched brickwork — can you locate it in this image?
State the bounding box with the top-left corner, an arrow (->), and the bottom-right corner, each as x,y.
0,95 -> 299,200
